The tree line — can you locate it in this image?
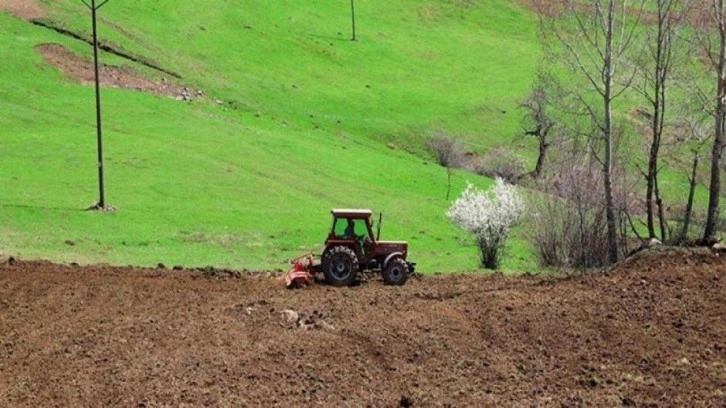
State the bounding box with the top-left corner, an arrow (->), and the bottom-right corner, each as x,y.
445,1 -> 726,269
531,0 -> 726,261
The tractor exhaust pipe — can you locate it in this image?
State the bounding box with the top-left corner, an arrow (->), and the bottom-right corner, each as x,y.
377,212 -> 382,241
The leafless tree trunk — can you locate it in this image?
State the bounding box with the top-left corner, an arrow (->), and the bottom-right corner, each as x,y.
603,6 -> 619,264
426,134 -> 464,200
544,0 -> 644,264
703,0 -> 726,241
446,167 -> 452,201
634,0 -> 687,242
520,70 -> 555,179
668,116 -> 712,243
682,151 -> 700,241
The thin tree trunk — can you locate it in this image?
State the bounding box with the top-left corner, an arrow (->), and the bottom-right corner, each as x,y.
654,5 -> 670,243
655,173 -> 667,241
646,75 -> 663,239
705,97 -> 724,240
603,1 -> 619,264
704,0 -> 726,241
682,152 -> 700,241
446,167 -> 452,201
645,148 -> 657,238
645,0 -> 675,241
604,126 -> 618,264
534,139 -> 549,178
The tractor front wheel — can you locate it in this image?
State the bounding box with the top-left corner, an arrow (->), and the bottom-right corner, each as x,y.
382,257 -> 409,285
323,246 -> 359,286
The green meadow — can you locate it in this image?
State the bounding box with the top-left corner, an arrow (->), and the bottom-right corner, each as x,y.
0,1 -> 542,272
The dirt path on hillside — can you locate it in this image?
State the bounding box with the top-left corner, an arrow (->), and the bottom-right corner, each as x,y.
37,43 -> 197,99
1,249 -> 725,406
0,0 -> 44,20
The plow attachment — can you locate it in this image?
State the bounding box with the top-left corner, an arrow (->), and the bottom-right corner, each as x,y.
284,253 -> 317,289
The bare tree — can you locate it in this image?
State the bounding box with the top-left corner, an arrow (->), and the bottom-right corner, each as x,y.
426,134 -> 465,200
694,1 -> 726,242
543,0 -> 644,264
633,0 -> 689,242
520,69 -> 555,179
672,116 -> 711,243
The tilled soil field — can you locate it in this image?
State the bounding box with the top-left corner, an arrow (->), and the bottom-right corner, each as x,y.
1,249 -> 725,407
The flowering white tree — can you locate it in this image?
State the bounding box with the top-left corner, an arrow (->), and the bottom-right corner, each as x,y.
447,178 -> 525,269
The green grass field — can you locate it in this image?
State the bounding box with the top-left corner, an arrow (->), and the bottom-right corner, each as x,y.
0,1 -> 543,272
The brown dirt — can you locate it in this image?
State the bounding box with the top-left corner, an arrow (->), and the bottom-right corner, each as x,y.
37,43 -> 195,99
1,249 -> 725,406
0,0 -> 45,20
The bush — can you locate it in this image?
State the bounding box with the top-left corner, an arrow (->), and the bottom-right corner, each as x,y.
426,134 -> 465,168
527,164 -> 612,269
472,147 -> 526,184
447,178 -> 525,269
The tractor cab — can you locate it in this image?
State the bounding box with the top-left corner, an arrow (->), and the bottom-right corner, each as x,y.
326,209 -> 376,260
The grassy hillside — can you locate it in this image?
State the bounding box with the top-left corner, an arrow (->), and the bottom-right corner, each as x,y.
0,1 -> 541,272
42,0 -> 540,150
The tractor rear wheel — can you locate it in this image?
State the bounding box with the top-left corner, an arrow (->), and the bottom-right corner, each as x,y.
323,246 -> 358,286
382,257 -> 408,285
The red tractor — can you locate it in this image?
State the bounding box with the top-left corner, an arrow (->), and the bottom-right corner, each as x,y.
285,209 -> 415,287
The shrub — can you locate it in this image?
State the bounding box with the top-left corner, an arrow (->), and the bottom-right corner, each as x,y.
447,178 -> 525,269
527,163 -> 617,269
473,147 -> 526,184
426,134 -> 465,169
